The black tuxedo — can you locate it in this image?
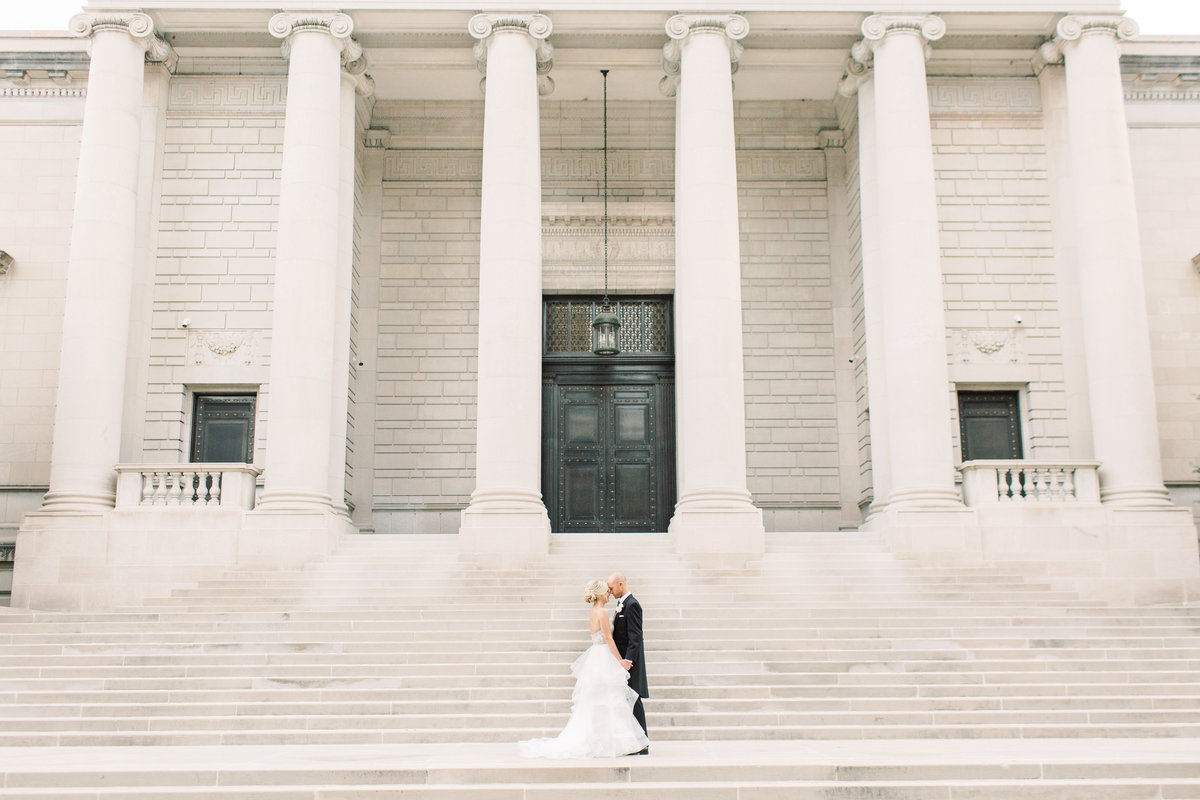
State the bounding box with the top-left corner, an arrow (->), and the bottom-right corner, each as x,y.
612,593 -> 648,736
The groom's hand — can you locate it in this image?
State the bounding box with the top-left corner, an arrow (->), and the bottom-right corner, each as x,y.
620,659 -> 632,671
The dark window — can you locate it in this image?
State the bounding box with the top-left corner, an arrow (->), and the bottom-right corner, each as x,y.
958,390 -> 1022,461
191,394 -> 256,463
544,297 -> 672,356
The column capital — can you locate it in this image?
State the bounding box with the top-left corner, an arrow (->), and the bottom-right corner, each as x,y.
469,13 -> 554,95
660,15 -> 748,98
1037,15 -> 1139,68
69,11 -> 175,68
269,12 -> 361,63
837,43 -> 873,97
857,14 -> 944,64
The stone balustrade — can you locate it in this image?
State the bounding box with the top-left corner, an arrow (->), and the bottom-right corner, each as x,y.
115,464 -> 262,510
960,460 -> 1101,506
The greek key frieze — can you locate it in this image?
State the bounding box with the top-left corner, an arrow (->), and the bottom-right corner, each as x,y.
384,149 -> 825,183
927,79 -> 1041,116
168,78 -> 287,115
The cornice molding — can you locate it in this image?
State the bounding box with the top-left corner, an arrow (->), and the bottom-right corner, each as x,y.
660,14 -> 748,98
69,11 -> 176,71
469,13 -> 554,97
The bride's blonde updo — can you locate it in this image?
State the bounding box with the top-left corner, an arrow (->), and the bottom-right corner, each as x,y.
583,578 -> 608,604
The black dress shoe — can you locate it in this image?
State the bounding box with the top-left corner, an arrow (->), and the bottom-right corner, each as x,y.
629,747 -> 649,755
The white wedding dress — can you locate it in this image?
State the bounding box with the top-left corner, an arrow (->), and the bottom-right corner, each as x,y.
518,631 -> 650,759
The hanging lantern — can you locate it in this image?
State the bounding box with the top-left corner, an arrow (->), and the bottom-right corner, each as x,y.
592,302 -> 620,356
591,68 -> 621,357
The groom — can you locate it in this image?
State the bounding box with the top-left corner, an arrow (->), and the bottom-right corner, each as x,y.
608,571 -> 649,754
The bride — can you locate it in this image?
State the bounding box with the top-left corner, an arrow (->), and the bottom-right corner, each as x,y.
519,579 -> 650,759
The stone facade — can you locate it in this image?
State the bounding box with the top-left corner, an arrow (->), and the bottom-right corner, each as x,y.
1,2 -> 1198,608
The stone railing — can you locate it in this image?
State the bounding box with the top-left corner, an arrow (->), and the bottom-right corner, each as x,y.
115,464 -> 262,510
960,460 -> 1102,506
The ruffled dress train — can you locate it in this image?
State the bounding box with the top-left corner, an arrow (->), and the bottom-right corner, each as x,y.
518,632 -> 649,759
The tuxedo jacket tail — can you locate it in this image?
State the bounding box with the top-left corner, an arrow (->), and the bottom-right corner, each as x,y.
612,595 -> 649,699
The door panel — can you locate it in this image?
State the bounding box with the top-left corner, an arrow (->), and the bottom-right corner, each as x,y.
544,374 -> 673,533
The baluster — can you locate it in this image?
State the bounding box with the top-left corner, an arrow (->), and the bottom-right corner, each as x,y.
140,472 -> 154,505
169,471 -> 185,505
209,471 -> 222,506
999,468 -> 1012,502
1016,467 -> 1029,502
152,471 -> 167,505
1061,466 -> 1076,501
1034,468 -> 1049,502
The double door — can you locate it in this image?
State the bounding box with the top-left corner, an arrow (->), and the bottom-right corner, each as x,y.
542,368 -> 675,532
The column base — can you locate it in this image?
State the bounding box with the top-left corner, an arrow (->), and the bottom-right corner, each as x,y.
669,490 -> 765,568
458,489 -> 550,568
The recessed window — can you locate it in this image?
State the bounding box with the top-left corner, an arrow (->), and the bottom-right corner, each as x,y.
958,390 -> 1022,461
191,394 -> 256,464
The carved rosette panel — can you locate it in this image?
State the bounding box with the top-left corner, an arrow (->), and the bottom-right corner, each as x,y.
954,328 -> 1023,365
187,330 -> 262,367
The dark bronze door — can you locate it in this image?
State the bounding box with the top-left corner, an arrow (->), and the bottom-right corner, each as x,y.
542,296 -> 675,533
543,370 -> 674,532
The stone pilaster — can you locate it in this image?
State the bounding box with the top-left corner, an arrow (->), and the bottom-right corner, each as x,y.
458,13 -> 553,563
1042,16 -> 1172,506
41,13 -> 170,511
661,14 -> 764,564
856,15 -> 962,510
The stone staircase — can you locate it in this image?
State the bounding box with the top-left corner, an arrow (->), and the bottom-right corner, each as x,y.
1,531 -> 1199,797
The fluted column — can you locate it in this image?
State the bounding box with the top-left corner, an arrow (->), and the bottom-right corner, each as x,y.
839,59 -> 893,517
42,13 -> 170,510
662,14 -> 764,559
327,56 -> 372,517
858,15 -> 962,509
257,13 -> 357,512
459,14 -> 553,558
1044,16 -> 1171,506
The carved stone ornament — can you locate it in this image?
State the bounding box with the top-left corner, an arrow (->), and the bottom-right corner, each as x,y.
859,14 -> 944,63
955,328 -> 1023,366
660,14 -> 748,98
268,12 -> 359,63
1037,15 -> 1140,68
187,330 -> 261,367
469,13 -> 554,96
68,12 -> 175,69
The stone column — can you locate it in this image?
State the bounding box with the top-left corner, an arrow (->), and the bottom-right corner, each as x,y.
41,13 -> 170,510
255,13 -> 357,513
858,15 -> 962,509
661,14 -> 764,561
327,56 -> 372,518
838,61 -> 894,518
458,14 -> 553,561
1049,16 -> 1171,505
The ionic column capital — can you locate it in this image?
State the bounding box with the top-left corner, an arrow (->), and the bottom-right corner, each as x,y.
269,12 -> 361,63
1036,15 -> 1139,69
837,43 -> 873,97
469,13 -> 554,95
69,11 -> 175,68
859,14 -> 944,62
660,14 -> 748,98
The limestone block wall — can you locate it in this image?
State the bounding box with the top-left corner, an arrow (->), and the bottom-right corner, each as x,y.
736,100 -> 842,530
929,78 -> 1070,462
1127,112 -> 1200,509
141,77 -> 285,465
0,114 -> 81,529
